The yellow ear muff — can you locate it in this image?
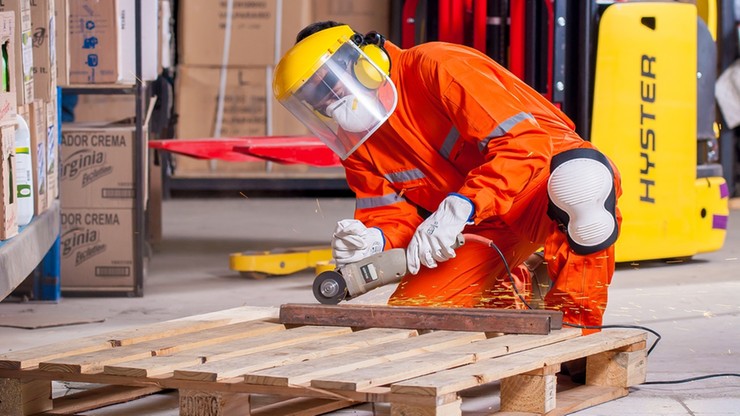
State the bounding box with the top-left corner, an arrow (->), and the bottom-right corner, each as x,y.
353,43 -> 391,90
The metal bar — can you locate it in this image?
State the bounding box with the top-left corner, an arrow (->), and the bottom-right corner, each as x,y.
134,0 -> 144,297
165,177 -> 350,193
279,304 -> 562,335
576,1 -> 596,140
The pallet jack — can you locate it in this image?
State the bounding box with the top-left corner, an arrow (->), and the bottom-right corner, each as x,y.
148,136 -> 341,279
229,246 -> 334,279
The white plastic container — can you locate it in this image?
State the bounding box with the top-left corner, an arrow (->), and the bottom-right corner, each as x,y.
15,114 -> 34,226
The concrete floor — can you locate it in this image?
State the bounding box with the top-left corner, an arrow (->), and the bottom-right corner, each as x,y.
1,196 -> 739,415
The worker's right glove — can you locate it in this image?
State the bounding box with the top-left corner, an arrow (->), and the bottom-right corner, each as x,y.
332,219 -> 385,266
406,194 -> 474,274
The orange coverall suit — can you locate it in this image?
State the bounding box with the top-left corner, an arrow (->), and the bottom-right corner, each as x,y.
342,41 -> 622,332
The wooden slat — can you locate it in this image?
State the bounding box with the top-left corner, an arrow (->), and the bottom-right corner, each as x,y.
390,329 -> 647,397
103,325 -> 363,378
279,304 -> 560,334
542,385 -> 628,416
42,385 -> 162,415
251,397 -> 356,416
311,352 -> 476,391
244,330 -> 487,387
0,306 -> 278,370
305,329 -> 579,392
38,321 -> 284,374
174,327 -> 416,382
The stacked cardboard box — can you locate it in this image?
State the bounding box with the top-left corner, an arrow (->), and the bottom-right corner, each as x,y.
173,0 -> 390,176
0,0 -> 34,106
60,120 -> 147,290
0,12 -> 20,240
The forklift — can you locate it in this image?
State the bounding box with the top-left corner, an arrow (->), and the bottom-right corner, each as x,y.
391,0 -> 733,262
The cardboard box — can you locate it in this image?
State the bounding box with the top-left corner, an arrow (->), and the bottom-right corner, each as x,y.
0,125 -> 17,239
60,207 -> 134,289
73,94 -> 134,123
67,0 -> 158,84
178,0 -> 314,67
0,11 -> 19,127
67,0 -> 118,83
28,100 -> 47,216
0,0 -> 34,105
116,0 -> 158,83
31,0 -> 57,101
54,0 -> 68,86
60,122 -> 147,208
313,0 -> 391,36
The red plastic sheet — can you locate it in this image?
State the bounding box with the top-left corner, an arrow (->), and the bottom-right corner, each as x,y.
148,136 -> 341,167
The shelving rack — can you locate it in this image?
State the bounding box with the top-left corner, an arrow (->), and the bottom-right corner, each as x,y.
60,0 -> 148,297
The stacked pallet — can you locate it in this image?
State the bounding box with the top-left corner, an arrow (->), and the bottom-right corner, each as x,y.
0,305 -> 647,415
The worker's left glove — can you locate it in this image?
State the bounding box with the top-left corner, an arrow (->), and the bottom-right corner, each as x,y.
332,219 -> 385,266
407,194 -> 474,274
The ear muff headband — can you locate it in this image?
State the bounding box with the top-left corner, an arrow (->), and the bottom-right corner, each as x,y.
351,32 -> 391,90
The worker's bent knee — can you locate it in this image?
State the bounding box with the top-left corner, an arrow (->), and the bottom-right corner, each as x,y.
547,148 -> 618,255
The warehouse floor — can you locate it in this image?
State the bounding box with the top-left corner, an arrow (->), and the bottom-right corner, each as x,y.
1,196 -> 739,415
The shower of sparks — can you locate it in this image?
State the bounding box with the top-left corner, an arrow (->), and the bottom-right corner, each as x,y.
315,199 -> 325,218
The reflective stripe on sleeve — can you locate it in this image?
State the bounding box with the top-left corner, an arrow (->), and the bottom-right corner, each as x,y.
478,112 -> 535,152
383,169 -> 425,183
356,193 -> 405,209
439,127 -> 460,159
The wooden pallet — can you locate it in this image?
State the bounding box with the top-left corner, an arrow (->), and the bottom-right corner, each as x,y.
0,306 -> 648,416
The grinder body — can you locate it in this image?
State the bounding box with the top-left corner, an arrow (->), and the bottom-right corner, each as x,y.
313,235 -> 465,304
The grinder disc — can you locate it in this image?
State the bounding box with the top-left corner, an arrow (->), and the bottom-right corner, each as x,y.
312,271 -> 348,304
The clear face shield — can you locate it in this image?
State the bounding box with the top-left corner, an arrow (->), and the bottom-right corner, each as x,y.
278,41 -> 398,160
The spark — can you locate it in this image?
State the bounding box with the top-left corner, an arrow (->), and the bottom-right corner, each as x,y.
725,257 -> 738,261
315,199 -> 325,218
703,311 -> 715,318
239,192 -> 249,199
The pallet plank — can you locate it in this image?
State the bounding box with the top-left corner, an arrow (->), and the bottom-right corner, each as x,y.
390,329 -> 647,396
244,330 -> 486,387
251,397 -> 356,416
42,385 -> 162,415
312,352 -> 477,391
0,306 -> 278,370
174,327 -> 416,382
280,304 -> 560,334
104,325 -> 366,378
38,321 -> 284,374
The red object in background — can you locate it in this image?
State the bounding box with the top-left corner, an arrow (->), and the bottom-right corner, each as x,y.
149,136 -> 341,167
509,0 -> 526,80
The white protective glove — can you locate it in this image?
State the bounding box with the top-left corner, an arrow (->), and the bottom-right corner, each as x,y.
331,219 -> 385,266
406,194 -> 474,274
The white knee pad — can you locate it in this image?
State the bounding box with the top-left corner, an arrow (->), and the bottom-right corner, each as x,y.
547,148 -> 618,255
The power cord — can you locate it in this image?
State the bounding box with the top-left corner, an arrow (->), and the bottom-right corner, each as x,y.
465,234 -> 739,386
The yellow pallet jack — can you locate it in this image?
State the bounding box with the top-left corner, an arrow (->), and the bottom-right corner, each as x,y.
229,246 -> 335,279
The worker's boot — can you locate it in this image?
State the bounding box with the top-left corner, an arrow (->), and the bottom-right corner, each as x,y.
523,251 -> 551,310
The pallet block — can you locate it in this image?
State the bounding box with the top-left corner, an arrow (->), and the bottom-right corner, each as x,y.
0,306 -> 648,416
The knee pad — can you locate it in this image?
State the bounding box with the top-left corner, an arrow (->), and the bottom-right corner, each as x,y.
547,148 -> 618,255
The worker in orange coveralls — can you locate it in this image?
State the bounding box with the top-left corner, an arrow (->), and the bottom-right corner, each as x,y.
273,21 -> 622,335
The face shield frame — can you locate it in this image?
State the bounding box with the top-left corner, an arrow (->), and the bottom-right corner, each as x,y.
276,38 -> 398,160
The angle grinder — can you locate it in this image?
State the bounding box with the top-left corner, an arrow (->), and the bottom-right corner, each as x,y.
313,234 -> 465,304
